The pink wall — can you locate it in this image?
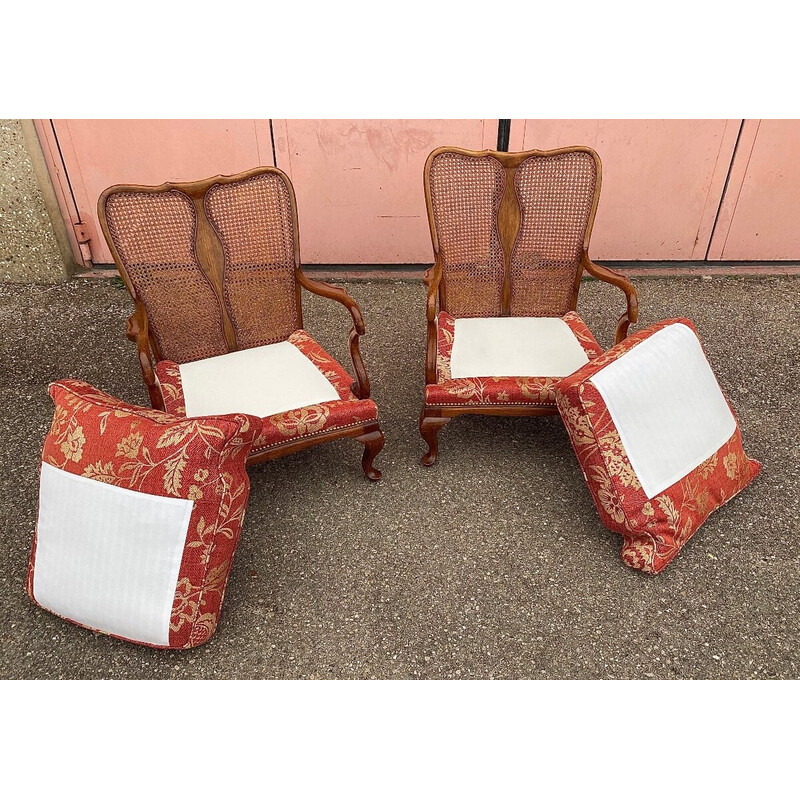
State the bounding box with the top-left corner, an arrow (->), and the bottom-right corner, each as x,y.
707,120 -> 800,260
273,119 -> 498,263
36,119 -> 800,267
514,119 -> 740,260
41,119 -> 274,264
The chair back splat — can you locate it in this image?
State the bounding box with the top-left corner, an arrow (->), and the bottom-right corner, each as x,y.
98,167 -> 303,364
425,147 -> 601,318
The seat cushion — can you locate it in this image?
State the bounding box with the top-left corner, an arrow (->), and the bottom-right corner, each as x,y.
178,338 -> 340,419
450,316 -> 593,379
28,380 -> 260,648
426,311 -> 603,406
555,318 -> 761,574
157,329 -> 379,455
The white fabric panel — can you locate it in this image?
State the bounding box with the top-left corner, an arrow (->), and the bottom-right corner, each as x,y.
179,341 -> 340,419
33,463 -> 193,646
590,322 -> 737,499
450,317 -> 590,379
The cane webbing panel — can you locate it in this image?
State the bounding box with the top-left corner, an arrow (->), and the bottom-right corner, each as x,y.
511,151 -> 597,316
104,191 -> 229,363
205,173 -> 299,349
428,152 -> 506,317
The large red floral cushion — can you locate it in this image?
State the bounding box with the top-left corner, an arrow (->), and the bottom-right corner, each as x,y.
555,318 -> 761,574
28,379 -> 260,648
426,311 -> 603,406
156,329 -> 378,456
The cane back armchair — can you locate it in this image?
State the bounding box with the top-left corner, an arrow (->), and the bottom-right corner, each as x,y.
420,145 -> 638,465
98,166 -> 384,480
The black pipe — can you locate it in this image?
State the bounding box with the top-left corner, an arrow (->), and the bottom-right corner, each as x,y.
497,119 -> 511,152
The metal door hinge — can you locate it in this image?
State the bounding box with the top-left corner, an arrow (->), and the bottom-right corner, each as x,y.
73,222 -> 91,242
73,222 -> 94,267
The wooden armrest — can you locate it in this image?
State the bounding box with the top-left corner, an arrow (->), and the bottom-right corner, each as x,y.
582,254 -> 639,344
297,270 -> 365,334
296,268 -> 370,399
424,267 -> 440,324
126,306 -> 164,410
424,265 -> 442,384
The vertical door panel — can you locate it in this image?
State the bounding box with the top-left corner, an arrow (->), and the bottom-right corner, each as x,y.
516,119 -> 740,260
45,119 -> 274,264
707,120 -> 800,260
33,120 -> 84,264
273,119 -> 499,263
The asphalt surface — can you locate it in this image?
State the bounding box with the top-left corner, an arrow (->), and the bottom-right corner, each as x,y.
1,275 -> 797,679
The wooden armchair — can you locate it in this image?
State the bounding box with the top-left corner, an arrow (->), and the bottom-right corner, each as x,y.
420,145 -> 638,465
98,166 -> 384,480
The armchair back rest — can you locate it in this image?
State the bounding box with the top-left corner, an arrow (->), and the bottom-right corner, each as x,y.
425,146 -> 601,318
99,167 -> 302,364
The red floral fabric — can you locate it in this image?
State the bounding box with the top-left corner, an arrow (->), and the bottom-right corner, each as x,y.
425,311 -> 604,407
555,318 -> 761,574
156,330 -> 378,455
28,379 -> 260,648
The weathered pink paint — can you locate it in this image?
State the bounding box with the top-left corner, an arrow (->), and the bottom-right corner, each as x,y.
272,119 -> 498,263
707,119 -> 800,260
33,120 -> 85,265
44,119 -> 274,264
516,119 -> 741,260
35,118 -> 800,266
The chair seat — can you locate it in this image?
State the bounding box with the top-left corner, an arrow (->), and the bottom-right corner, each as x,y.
426,311 -> 604,406
156,330 -> 379,454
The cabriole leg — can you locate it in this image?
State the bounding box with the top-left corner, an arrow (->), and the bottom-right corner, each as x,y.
419,410 -> 450,466
356,429 -> 384,481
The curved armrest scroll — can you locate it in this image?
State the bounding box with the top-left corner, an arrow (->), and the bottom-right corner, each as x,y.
582,254 -> 639,344
127,305 -> 165,410
297,270 -> 370,399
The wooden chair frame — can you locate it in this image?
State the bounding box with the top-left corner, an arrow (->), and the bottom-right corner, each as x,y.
420,146 -> 639,465
97,166 -> 384,478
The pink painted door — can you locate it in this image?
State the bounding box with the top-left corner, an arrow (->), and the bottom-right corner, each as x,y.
511,119 -> 741,260
37,118 -> 800,266
272,119 -> 498,263
37,119 -> 275,265
706,120 -> 800,260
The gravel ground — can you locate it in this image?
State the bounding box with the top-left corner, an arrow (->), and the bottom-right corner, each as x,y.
0,274 -> 797,679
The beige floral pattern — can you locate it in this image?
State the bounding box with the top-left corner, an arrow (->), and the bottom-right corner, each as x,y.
723,452 -> 742,480
598,430 -> 641,490
59,424 -> 85,463
116,431 -> 143,459
272,405 -> 330,437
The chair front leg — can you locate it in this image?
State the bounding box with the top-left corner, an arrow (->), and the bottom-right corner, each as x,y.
355,427 -> 385,481
419,408 -> 450,466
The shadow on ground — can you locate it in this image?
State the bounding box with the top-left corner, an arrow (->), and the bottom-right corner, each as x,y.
1,275 -> 797,679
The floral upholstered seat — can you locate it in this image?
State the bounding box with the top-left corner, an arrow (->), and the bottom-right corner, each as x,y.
426,311 -> 603,407
156,329 -> 379,460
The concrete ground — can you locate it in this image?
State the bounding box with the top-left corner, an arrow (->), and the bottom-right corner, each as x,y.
0,274 -> 797,679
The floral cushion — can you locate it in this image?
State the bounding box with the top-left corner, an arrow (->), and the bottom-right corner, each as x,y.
425,311 -> 603,406
555,319 -> 761,574
157,329 -> 379,455
28,379 -> 260,648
